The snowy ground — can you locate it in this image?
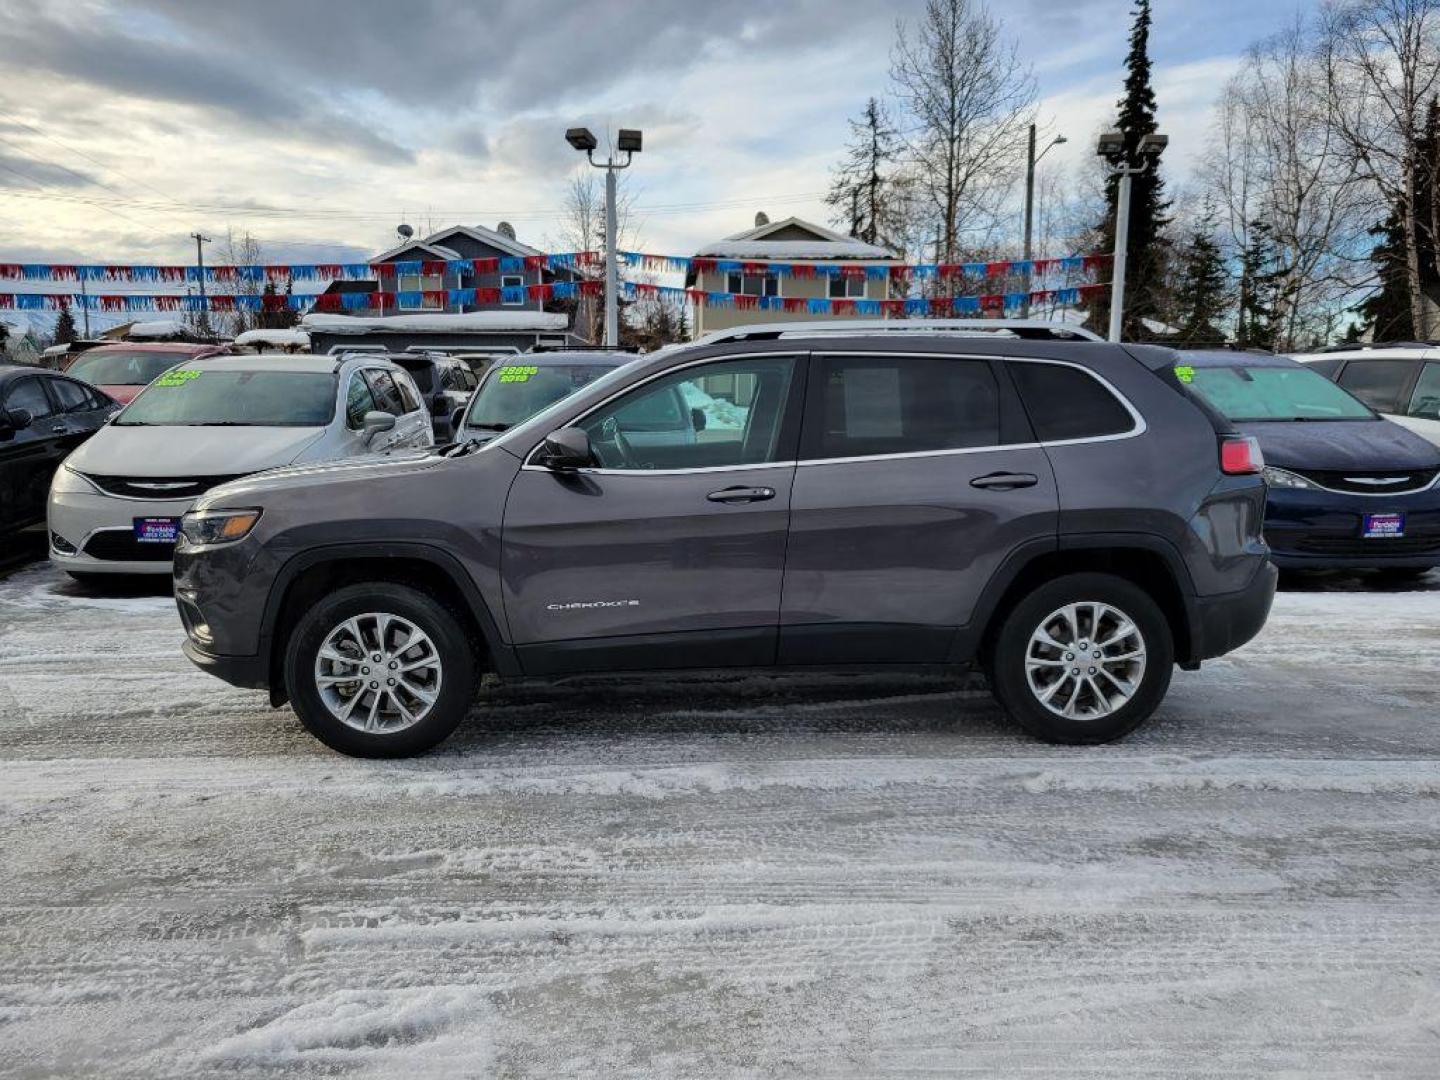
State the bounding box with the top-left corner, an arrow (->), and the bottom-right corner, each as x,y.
1,560 -> 1439,1078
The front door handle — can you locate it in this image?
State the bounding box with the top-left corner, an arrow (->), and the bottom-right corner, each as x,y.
970,471 -> 1038,491
707,485 -> 776,504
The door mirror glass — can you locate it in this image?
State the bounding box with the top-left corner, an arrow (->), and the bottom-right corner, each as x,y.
537,426 -> 592,470
362,410 -> 397,444
690,406 -> 707,432
450,406 -> 466,434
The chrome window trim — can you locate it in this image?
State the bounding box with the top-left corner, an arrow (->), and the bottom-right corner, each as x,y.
516,350 -> 1147,476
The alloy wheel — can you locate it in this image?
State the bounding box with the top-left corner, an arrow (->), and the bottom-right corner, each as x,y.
1023,601 -> 1147,721
313,612 -> 444,734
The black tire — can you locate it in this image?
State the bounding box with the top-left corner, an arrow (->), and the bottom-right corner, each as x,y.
283,582 -> 479,758
987,572 -> 1174,745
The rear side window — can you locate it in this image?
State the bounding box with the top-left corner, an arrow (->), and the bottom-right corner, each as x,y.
364,370 -> 406,415
392,372 -> 423,413
47,377 -> 98,413
807,355 -> 999,459
1407,362 -> 1440,420
1337,359 -> 1418,412
1009,362 -> 1134,441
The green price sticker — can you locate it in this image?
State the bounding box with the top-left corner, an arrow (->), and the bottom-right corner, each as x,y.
155,369 -> 202,387
497,365 -> 539,383
1174,364 -> 1195,384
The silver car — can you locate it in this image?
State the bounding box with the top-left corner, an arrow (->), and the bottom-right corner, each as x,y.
48,353 -> 431,578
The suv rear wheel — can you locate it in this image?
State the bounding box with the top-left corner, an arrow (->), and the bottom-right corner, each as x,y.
283,582 -> 477,757
988,572 -> 1173,744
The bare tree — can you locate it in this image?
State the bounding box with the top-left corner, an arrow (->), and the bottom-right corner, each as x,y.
549,168 -> 638,344
1322,0 -> 1440,336
1203,16 -> 1371,348
889,0 -> 1035,265
215,228 -> 264,337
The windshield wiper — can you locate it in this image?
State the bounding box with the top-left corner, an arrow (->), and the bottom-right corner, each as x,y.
469,422 -> 510,431
440,438 -> 486,458
192,421 -> 254,426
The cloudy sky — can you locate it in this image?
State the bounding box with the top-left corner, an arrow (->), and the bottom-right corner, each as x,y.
0,0 -> 1299,271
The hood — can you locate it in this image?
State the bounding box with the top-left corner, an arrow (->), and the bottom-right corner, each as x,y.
66,424 -> 326,478
195,448 -> 442,508
1238,418 -> 1440,472
100,384 -> 143,405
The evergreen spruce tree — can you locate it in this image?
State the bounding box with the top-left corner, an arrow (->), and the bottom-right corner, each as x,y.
53,300 -> 77,345
1235,220 -> 1281,350
1359,204 -> 1416,341
1090,0 -> 1171,339
1172,202 -> 1228,345
826,97 -> 903,246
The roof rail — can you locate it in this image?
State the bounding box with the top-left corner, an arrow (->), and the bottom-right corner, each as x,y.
693,318 -> 1104,346
1314,340 -> 1436,353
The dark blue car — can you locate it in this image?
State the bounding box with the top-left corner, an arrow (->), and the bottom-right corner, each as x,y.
1181,351 -> 1440,578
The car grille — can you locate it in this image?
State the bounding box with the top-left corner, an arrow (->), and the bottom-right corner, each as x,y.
80,474 -> 245,500
1289,467 -> 1439,495
81,531 -> 175,562
1275,532 -> 1440,557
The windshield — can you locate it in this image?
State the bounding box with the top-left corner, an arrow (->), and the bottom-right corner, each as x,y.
116,369 -> 337,426
1186,364 -> 1376,422
464,363 -> 615,430
67,349 -> 194,387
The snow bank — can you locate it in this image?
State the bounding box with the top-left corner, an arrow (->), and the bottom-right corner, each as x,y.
301,312 -> 569,334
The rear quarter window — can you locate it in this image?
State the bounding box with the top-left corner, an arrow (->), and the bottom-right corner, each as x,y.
1009,362 -> 1134,442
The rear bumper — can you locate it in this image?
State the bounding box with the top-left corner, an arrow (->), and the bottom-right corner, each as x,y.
1185,560 -> 1277,663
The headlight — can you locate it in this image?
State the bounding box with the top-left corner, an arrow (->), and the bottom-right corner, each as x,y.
50,462 -> 100,495
1262,466 -> 1321,490
179,508 -> 262,547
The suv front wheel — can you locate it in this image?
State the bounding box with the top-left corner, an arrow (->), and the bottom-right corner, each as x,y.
988,572 -> 1174,744
284,582 -> 477,757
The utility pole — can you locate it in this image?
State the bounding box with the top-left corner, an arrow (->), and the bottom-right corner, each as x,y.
191,231 -> 211,337
1022,124 -> 1066,318
78,273 -> 90,338
566,127 -> 642,347
1096,130 -> 1167,342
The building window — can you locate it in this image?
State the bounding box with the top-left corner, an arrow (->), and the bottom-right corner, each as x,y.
397,272 -> 443,310
828,275 -> 866,299
501,274 -> 525,306
725,272 -> 779,297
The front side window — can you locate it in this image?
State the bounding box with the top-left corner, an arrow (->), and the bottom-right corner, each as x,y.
1407,362 -> 1440,420
1010,361 -> 1134,441
116,371 -> 336,427
1336,359 -> 1418,412
4,376 -> 56,420
364,370 -> 406,415
805,354 -> 999,459
346,374 -> 377,428
47,377 -> 98,414
1188,364 -> 1374,422
392,371 -> 423,414
578,356 -> 796,470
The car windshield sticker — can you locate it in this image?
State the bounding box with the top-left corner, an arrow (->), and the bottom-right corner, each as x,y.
497,365 -> 539,383
1174,364 -> 1195,384
155,369 -> 202,387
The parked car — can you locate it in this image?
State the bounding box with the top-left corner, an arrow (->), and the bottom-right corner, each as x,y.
0,366 -> 117,536
456,351 -> 644,446
49,353 -> 432,578
64,342 -> 230,404
382,352 -> 479,442
175,321 -> 1276,757
1295,343 -> 1440,448
1181,350 -> 1440,578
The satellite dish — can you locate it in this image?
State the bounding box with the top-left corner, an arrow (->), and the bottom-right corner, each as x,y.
396,223 -> 414,241
496,221 -> 517,240
754,211 -> 770,227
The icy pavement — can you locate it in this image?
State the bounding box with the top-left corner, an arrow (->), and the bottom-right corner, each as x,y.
1,563 -> 1438,1078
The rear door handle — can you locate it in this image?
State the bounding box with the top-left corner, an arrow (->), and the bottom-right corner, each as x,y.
707,485 -> 776,504
970,472 -> 1038,491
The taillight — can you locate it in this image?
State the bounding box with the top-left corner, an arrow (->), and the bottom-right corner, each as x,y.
1220,436 -> 1264,475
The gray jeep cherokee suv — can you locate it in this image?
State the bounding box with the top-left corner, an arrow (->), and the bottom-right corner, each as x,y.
174,325 -> 1277,757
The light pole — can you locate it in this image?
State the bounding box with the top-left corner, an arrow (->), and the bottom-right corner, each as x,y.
566,127 -> 642,347
1097,129 -> 1167,342
191,231 -> 211,337
1022,124 -> 1066,316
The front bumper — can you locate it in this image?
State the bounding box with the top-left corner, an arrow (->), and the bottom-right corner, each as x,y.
1263,487 -> 1440,570
48,487 -> 195,576
181,639 -> 269,690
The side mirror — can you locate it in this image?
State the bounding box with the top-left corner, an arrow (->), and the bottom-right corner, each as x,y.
0,407 -> 33,432
362,410 -> 397,444
450,406 -> 466,434
536,426 -> 591,470
690,406 -> 707,433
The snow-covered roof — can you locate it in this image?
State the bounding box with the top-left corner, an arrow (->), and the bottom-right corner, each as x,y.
695,216 -> 899,261
233,328 -> 311,348
126,319 -> 190,339
300,311 -> 570,335
369,240 -> 463,263
1140,317 -> 1180,336
425,224 -> 541,258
